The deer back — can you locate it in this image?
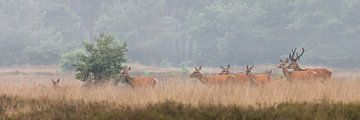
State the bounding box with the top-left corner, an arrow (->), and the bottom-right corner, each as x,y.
131,77 -> 157,87
304,68 -> 331,80
289,70 -> 317,81
202,75 -> 236,84
253,74 -> 271,84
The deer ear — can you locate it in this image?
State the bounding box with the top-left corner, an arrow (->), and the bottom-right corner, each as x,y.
57,79 -> 60,82
250,65 -> 254,70
227,64 -> 230,69
128,67 -> 131,71
198,66 -> 202,70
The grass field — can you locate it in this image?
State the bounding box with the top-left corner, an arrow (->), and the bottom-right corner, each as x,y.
1,65 -> 360,119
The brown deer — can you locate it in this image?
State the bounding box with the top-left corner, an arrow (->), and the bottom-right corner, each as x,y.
219,64 -> 253,84
219,65 -> 271,85
119,67 -> 157,88
279,58 -> 317,81
51,78 -> 60,87
288,48 -> 331,80
191,66 -> 236,85
245,65 -> 272,85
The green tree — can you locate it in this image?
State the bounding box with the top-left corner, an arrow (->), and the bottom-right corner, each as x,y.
74,33 -> 127,84
60,49 -> 85,71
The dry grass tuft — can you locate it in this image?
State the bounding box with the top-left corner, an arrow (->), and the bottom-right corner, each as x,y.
0,69 -> 360,108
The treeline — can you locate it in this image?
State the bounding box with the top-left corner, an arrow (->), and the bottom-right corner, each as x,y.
1,0 -> 359,68
1,95 -> 360,119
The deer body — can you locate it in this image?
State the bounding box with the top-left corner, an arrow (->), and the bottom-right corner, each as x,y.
219,64 -> 249,83
123,76 -> 157,88
219,65 -> 270,85
120,67 -> 157,88
251,73 -> 271,85
191,66 -> 236,85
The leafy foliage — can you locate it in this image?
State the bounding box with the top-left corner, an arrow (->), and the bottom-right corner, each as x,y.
74,33 -> 127,82
60,49 -> 85,71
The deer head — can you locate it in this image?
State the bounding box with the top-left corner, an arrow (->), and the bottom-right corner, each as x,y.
266,70 -> 272,76
119,67 -> 132,82
288,48 -> 305,70
279,58 -> 289,69
120,67 -> 131,76
190,66 -> 202,78
219,64 -> 231,75
52,78 -> 60,87
245,65 -> 254,76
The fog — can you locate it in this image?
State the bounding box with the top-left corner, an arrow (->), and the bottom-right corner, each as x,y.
0,0 -> 359,68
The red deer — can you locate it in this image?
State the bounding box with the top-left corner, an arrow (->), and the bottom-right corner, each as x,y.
279,58 -> 317,81
191,66 -> 236,85
288,48 -> 331,80
219,64 -> 250,83
218,64 -> 256,84
119,67 -> 157,88
51,78 -> 60,87
245,65 -> 272,85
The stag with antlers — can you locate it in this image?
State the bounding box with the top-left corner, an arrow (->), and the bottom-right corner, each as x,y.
279,58 -> 317,81
288,48 -> 331,80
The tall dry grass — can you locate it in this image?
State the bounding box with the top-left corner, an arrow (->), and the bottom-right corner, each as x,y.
1,66 -> 360,108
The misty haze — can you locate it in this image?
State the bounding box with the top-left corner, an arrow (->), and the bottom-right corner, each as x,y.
1,0 -> 360,119
1,0 -> 359,68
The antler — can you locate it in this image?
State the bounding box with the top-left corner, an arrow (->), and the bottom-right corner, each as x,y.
289,48 -> 305,62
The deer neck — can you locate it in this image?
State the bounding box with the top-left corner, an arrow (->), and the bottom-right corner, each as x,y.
196,74 -> 207,84
281,67 -> 292,80
125,76 -> 135,86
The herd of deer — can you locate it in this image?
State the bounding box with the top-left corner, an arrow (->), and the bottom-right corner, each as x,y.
51,48 -> 331,88
191,48 -> 331,86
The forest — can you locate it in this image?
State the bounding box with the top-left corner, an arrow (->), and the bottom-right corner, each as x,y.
0,0 -> 359,68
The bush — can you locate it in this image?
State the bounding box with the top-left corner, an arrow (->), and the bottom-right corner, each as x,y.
74,33 -> 127,83
59,49 -> 85,71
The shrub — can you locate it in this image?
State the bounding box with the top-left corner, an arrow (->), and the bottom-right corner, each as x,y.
74,33 -> 127,84
59,49 -> 85,71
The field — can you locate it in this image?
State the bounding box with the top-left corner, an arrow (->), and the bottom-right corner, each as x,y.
1,65 -> 360,119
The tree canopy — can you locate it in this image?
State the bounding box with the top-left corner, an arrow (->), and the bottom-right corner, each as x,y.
74,33 -> 127,83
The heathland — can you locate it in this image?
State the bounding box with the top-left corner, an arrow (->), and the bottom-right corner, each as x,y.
1,65 -> 360,119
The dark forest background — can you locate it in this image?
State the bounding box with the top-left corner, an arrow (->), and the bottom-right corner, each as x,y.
0,0 -> 359,68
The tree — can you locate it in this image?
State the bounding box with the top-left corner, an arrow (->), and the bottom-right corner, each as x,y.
60,49 -> 85,71
74,33 -> 127,84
